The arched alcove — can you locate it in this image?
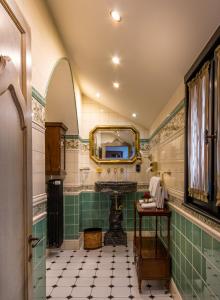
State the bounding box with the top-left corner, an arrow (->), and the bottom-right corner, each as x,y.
45,58 -> 78,135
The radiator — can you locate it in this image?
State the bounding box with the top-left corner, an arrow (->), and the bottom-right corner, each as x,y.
47,179 -> 64,248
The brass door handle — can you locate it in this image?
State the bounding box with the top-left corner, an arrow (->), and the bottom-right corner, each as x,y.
28,235 -> 41,248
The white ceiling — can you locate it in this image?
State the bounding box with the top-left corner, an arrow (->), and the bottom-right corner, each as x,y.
46,0 -> 220,129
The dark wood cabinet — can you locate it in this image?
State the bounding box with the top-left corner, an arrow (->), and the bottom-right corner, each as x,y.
133,202 -> 171,292
45,122 -> 68,177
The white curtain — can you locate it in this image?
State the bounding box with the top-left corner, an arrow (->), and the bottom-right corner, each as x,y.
188,62 -> 210,202
216,46 -> 220,206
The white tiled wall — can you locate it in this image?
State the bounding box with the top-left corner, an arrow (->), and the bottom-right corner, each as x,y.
64,149 -> 80,187
150,112 -> 185,200
64,95 -> 150,188
32,115 -> 46,200
81,96 -> 148,139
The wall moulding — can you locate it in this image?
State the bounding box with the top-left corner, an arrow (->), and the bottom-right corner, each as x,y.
32,86 -> 45,107
150,108 -> 185,148
33,212 -> 47,225
33,193 -> 47,205
33,194 -> 47,220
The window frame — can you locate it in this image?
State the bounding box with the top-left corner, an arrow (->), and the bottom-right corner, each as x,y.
184,26 -> 220,222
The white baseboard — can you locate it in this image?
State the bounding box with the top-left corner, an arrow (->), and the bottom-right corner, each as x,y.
60,231 -> 161,250
61,235 -> 82,250
170,278 -> 182,300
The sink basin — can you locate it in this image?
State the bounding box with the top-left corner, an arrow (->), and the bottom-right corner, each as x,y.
95,181 -> 137,193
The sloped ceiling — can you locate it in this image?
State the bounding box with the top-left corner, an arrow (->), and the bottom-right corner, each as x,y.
46,0 -> 220,128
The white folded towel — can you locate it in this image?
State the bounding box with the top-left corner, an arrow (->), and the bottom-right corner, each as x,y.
139,199 -> 144,204
141,202 -> 156,208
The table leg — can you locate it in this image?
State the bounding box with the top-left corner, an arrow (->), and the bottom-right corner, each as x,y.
138,215 -> 142,292
134,201 -> 137,262
155,216 -> 158,256
167,215 -> 171,256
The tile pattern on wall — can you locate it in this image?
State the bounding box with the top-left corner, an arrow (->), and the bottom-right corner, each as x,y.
64,195 -> 80,240
33,217 -> 47,300
159,208 -> 220,300
150,102 -> 185,148
32,97 -> 45,128
32,92 -> 47,300
169,195 -> 220,234
64,192 -> 155,241
33,200 -> 47,218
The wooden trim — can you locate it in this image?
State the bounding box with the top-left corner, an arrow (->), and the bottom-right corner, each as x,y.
45,122 -> 68,131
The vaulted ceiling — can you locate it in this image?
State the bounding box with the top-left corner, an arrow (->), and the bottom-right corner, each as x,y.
46,0 -> 220,129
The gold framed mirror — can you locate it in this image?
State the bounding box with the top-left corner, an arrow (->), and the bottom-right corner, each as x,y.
89,125 -> 140,164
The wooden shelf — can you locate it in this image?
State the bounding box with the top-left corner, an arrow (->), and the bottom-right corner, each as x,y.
133,201 -> 171,292
134,236 -> 167,259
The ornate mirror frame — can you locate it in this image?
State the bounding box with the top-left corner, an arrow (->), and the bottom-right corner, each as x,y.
89,125 -> 140,164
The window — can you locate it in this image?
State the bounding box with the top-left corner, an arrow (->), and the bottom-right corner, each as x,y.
185,26 -> 220,222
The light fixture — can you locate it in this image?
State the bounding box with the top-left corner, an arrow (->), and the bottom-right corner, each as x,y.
132,113 -> 137,118
96,92 -> 101,98
110,10 -> 121,22
113,82 -> 120,89
112,56 -> 120,65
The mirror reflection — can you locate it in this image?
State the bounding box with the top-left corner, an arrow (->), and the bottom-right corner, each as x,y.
90,126 -> 140,164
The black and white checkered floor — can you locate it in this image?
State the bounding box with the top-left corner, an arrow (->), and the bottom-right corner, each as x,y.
46,242 -> 172,299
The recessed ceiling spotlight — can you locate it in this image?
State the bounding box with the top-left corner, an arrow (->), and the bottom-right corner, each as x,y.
112,56 -> 120,65
110,10 -> 121,22
113,82 -> 120,89
132,113 -> 137,118
96,92 -> 101,98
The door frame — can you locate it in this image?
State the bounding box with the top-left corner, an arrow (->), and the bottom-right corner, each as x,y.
0,0 -> 32,298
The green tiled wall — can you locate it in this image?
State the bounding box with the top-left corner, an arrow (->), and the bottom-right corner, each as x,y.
159,209 -> 220,300
79,191 -> 155,232
33,217 -> 47,300
64,194 -> 79,239
64,191 -> 155,240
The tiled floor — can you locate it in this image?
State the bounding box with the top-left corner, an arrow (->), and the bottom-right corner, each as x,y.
46,242 -> 172,299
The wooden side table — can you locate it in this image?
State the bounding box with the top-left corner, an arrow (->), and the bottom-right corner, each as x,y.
133,202 -> 171,292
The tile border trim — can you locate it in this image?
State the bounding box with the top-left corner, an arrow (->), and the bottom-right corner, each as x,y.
150,98 -> 185,140
33,211 -> 47,225
33,194 -> 47,221
32,86 -> 45,107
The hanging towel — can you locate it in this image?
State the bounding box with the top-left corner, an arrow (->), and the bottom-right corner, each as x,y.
149,176 -> 161,197
155,186 -> 168,209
